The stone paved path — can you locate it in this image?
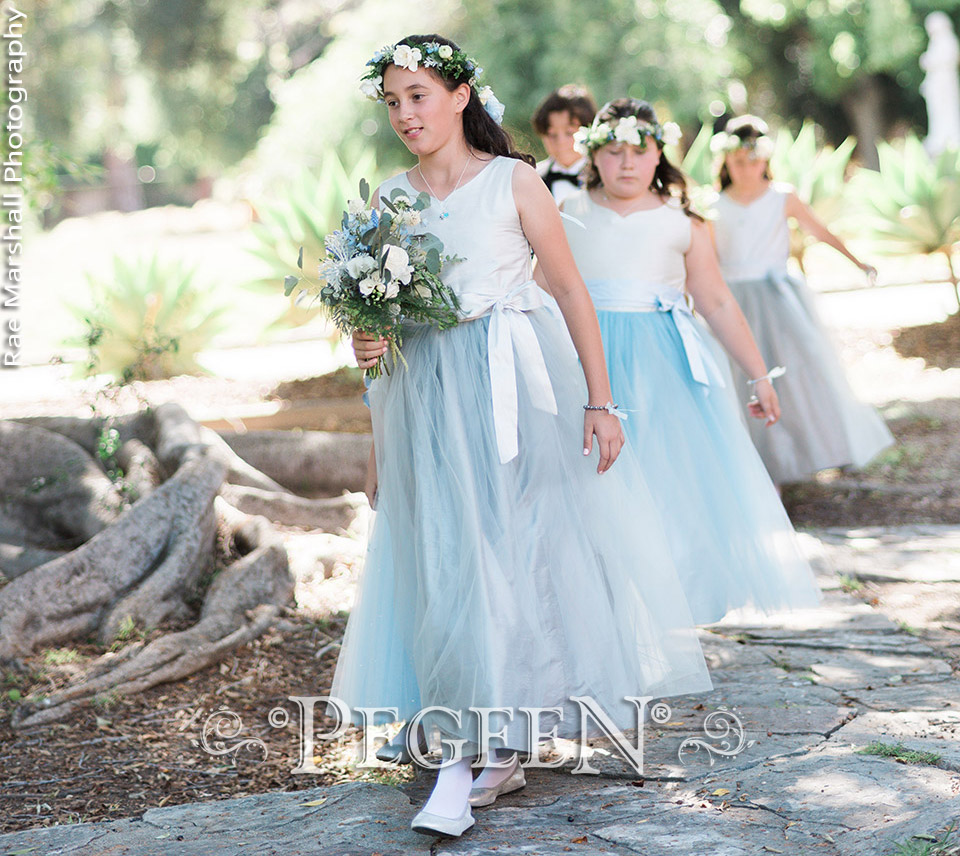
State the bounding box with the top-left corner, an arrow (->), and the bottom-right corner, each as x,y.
2,527 -> 959,856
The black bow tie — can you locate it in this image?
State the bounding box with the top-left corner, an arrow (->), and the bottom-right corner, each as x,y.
542,167 -> 581,192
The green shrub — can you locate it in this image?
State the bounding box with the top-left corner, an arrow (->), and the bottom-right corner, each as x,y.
771,122 -> 856,271
247,148 -> 379,329
681,122 -> 717,190
681,123 -> 719,217
72,254 -> 226,382
853,135 -> 960,303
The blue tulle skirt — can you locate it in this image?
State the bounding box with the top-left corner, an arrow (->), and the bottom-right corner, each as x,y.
331,307 -> 713,753
597,308 -> 822,625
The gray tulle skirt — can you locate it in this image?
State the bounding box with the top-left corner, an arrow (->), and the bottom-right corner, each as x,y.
727,272 -> 894,484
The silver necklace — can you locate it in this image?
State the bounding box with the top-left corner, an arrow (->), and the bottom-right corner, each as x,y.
417,155 -> 471,219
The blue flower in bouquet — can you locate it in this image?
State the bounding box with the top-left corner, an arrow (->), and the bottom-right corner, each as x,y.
284,180 -> 462,378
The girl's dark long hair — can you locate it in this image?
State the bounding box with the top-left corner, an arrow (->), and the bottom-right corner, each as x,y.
717,115 -> 772,190
583,98 -> 700,220
397,35 -> 534,166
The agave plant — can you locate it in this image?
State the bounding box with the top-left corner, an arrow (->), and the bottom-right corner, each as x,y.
770,122 -> 856,271
247,148 -> 380,329
680,123 -> 719,217
681,122 -> 717,189
853,135 -> 960,306
71,255 -> 226,382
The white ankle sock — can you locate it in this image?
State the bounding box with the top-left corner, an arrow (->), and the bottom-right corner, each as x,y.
471,748 -> 519,790
421,755 -> 474,819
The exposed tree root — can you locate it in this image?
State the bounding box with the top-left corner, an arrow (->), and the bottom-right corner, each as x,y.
0,405 -> 368,729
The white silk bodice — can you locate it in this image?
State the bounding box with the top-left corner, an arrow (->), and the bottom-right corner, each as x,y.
380,156 -> 535,318
560,189 -> 726,389
712,185 -> 791,282
378,156 -> 558,464
561,190 -> 692,309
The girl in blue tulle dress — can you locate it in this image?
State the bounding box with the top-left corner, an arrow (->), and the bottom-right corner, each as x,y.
549,98 -> 822,628
335,39 -> 712,838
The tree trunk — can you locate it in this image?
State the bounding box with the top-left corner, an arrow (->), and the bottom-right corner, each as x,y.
842,75 -> 885,170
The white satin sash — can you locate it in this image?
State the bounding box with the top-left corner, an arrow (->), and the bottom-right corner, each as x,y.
589,284 -> 727,389
460,280 -> 559,464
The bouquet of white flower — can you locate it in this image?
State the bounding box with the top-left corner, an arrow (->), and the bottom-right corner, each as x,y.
285,180 -> 461,378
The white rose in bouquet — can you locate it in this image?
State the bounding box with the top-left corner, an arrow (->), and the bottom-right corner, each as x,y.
346,254 -> 377,279
383,244 -> 414,284
358,274 -> 380,297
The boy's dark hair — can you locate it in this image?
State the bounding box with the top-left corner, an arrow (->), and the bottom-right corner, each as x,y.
395,34 -> 534,166
583,98 -> 701,221
531,84 -> 597,135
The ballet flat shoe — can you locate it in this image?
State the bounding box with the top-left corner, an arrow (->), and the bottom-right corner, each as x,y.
410,804 -> 475,837
468,761 -> 526,807
375,729 -> 429,765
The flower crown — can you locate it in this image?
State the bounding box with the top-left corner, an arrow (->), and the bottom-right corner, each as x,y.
360,40 -> 505,124
710,131 -> 775,161
573,114 -> 682,155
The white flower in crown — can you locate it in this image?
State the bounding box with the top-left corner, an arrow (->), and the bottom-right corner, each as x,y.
574,122 -> 605,153
477,86 -> 505,124
754,135 -> 775,160
661,122 -> 682,147
572,126 -> 591,155
613,116 -> 643,147
710,132 -> 737,154
382,244 -> 413,284
392,44 -> 422,72
359,75 -> 382,101
437,44 -> 453,60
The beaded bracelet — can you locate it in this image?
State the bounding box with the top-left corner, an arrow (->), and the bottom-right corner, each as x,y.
583,402 -> 628,421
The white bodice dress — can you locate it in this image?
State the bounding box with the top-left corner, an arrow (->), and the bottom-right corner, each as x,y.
331,158 -> 713,752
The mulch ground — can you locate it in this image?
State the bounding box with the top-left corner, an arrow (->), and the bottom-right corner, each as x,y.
0,613 -> 416,834
781,397 -> 960,526
892,309 -> 960,371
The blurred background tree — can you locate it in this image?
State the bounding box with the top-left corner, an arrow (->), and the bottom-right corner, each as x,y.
718,0 -> 960,167
26,0 -> 343,219
19,0 -> 960,372
28,0 -> 960,212
450,0 -> 743,150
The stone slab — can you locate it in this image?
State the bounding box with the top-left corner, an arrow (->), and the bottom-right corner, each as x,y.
804,525 -> 960,583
